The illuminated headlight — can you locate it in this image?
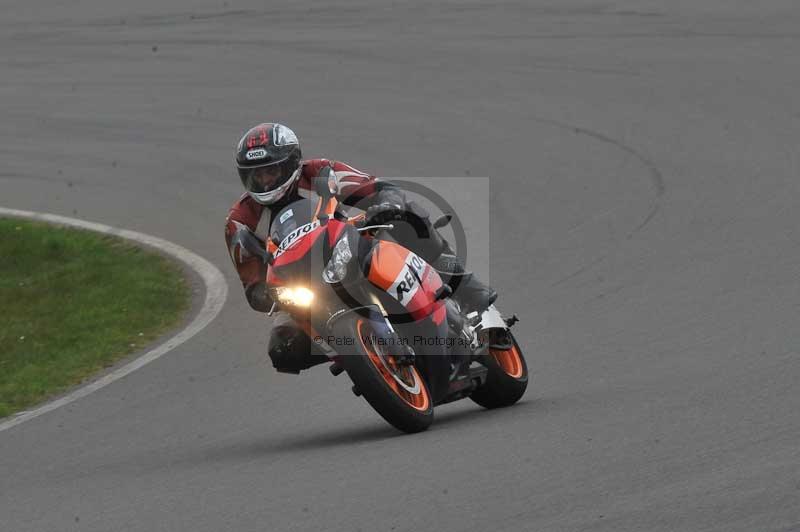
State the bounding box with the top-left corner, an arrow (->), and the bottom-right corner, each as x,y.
274,286 -> 315,307
322,233 -> 352,283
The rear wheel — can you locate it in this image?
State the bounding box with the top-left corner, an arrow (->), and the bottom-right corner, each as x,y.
470,333 -> 528,409
338,317 -> 434,433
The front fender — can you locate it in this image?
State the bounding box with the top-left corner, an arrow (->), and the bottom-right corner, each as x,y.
326,304 -> 451,404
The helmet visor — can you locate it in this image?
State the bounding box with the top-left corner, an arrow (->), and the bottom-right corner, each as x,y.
247,165 -> 283,193
238,160 -> 301,205
239,161 -> 293,194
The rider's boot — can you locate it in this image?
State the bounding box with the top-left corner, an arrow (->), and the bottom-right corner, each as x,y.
433,253 -> 497,315
267,314 -> 328,374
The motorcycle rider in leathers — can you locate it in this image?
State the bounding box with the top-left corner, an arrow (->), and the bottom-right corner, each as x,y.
225,123 -> 497,373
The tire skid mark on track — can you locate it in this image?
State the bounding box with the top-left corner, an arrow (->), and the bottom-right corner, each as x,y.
534,115 -> 665,235
533,116 -> 666,287
0,207 -> 228,434
550,255 -> 607,288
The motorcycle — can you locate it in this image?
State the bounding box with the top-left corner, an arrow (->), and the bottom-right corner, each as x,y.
252,168 -> 528,433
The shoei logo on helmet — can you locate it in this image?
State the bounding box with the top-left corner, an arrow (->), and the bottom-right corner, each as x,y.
245,148 -> 268,161
273,124 -> 298,147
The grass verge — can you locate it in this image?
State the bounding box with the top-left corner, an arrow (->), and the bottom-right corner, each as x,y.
0,217 -> 190,418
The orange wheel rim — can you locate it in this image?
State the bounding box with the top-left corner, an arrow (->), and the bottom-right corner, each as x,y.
489,344 -> 524,378
357,320 -> 430,411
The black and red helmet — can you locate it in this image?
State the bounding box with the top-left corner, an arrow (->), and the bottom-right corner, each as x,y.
235,123 -> 302,205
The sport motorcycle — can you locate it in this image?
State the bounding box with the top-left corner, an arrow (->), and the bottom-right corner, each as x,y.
247,168 -> 528,433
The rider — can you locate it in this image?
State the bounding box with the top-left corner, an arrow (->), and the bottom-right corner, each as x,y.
224,122 -> 497,373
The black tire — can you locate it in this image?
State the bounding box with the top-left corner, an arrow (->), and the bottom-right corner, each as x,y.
335,316 -> 434,433
470,334 -> 528,409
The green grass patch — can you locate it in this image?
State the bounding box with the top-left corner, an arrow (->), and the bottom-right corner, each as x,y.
0,217 -> 190,418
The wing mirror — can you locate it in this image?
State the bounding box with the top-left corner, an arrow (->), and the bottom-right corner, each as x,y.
315,165 -> 339,199
433,213 -> 453,229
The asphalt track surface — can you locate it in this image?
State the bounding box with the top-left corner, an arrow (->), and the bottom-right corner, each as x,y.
2,1 -> 800,531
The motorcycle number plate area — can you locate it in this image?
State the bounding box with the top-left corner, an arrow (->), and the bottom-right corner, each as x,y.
477,305 -> 506,330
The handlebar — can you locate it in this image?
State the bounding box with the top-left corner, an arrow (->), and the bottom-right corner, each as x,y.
356,206 -> 431,239
356,223 -> 394,233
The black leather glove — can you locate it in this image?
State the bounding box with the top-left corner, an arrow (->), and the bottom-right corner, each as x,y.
365,202 -> 405,226
245,282 -> 274,313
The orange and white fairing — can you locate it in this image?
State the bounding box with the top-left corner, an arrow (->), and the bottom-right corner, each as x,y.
366,240 -> 446,325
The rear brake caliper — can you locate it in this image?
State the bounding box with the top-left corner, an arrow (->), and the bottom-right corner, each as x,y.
487,327 -> 514,350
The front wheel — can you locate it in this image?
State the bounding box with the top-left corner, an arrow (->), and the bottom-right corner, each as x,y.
336,316 -> 434,433
470,333 -> 528,409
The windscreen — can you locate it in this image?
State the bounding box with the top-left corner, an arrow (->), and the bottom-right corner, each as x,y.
269,198 -> 319,248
